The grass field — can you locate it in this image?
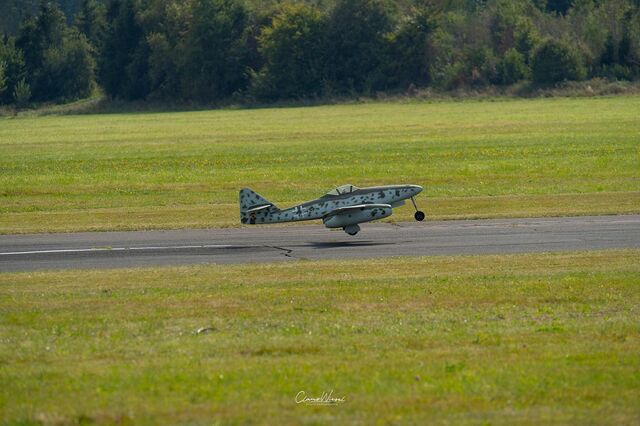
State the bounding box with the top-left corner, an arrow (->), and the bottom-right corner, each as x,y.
1,96 -> 639,233
1,250 -> 638,424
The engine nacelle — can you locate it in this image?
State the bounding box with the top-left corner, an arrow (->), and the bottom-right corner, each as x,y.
323,204 -> 392,228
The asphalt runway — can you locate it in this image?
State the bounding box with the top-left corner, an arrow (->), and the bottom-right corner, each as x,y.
1,215 -> 639,272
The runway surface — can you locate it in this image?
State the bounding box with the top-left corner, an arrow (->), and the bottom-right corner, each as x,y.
1,215 -> 639,272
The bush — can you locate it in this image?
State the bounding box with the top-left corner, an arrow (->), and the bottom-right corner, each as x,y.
434,61 -> 466,90
532,39 -> 586,84
600,64 -> 633,81
466,46 -> 499,86
13,78 -> 31,108
500,48 -> 529,84
0,61 -> 6,97
0,38 -> 26,105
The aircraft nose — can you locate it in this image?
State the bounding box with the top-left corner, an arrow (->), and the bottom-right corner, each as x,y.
409,185 -> 423,195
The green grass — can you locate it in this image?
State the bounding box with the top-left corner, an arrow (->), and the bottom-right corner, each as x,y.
1,250 -> 638,424
1,96 -> 639,233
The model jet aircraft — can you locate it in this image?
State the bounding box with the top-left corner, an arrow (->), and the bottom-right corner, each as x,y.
239,184 -> 425,235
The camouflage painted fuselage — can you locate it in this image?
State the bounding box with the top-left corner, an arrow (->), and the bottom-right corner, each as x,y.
239,185 -> 422,226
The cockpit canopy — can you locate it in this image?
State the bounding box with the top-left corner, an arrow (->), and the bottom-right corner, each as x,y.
324,184 -> 360,197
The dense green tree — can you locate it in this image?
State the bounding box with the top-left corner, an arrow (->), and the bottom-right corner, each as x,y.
619,33 -> 632,65
39,29 -> 94,100
386,6 -> 437,89
74,0 -> 107,53
0,1 -> 89,35
14,1 -> 94,102
253,2 -> 326,100
181,0 -> 251,101
545,0 -> 575,15
428,9 -> 500,89
1,0 -> 639,105
140,0 -> 191,99
0,0 -> 42,34
145,31 -> 178,98
513,18 -> 540,62
622,4 -> 640,65
100,0 -> 149,99
324,0 -> 395,94
489,1 -> 520,55
598,24 -> 636,80
532,39 -> 586,83
16,2 -> 67,86
601,34 -> 619,65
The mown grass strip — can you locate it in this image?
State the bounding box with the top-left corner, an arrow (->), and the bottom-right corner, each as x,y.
1,96 -> 639,233
1,250 -> 638,424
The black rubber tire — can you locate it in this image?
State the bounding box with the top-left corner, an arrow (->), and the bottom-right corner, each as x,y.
347,231 -> 358,236
414,211 -> 425,222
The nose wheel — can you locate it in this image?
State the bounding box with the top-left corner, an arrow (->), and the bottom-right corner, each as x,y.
410,197 -> 425,222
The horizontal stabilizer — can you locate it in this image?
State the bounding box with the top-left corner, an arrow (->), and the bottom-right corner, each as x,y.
246,204 -> 273,213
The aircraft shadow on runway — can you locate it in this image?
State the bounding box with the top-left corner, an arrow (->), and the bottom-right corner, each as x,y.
306,241 -> 396,249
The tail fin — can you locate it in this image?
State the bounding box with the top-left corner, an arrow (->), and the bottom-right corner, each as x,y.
239,188 -> 278,224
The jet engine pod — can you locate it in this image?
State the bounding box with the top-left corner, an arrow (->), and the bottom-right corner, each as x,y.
323,204 -> 392,228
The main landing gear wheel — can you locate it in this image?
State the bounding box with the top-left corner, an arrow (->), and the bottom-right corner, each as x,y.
344,224 -> 360,236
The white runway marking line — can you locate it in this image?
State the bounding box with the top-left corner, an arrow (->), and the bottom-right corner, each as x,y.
0,245 -> 233,256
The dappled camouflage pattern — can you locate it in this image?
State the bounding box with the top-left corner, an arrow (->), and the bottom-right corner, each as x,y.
239,184 -> 422,233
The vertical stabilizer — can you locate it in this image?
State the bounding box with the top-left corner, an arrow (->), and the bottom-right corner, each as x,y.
239,188 -> 278,224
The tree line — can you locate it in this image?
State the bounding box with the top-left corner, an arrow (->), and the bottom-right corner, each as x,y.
1,0 -> 639,106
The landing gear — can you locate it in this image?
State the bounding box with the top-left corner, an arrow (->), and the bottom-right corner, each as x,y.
343,224 -> 360,236
410,196 -> 425,222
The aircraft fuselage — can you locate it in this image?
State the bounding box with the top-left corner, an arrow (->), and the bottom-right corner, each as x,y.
243,185 -> 422,225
